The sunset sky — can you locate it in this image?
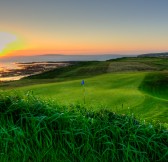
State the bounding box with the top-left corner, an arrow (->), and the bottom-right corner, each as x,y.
0,0 -> 168,57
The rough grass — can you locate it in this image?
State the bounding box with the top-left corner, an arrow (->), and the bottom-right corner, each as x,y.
108,57 -> 168,71
0,94 -> 168,162
0,57 -> 167,89
25,61 -> 110,79
139,72 -> 168,100
22,57 -> 168,80
107,62 -> 157,72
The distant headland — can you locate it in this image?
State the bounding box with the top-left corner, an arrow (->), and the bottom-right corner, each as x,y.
138,52 -> 168,57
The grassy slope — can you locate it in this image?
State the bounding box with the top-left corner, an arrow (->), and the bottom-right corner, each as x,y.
0,94 -> 168,162
108,57 -> 168,71
1,57 -> 168,122
1,57 -> 167,88
139,72 -> 168,100
6,72 -> 168,123
0,61 -> 110,89
26,61 -> 110,79
0,57 -> 168,161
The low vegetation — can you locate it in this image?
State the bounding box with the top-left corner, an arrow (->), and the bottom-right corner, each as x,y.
6,72 -> 166,123
0,94 -> 167,162
139,72 -> 168,100
24,57 -> 168,79
1,57 -> 168,123
0,57 -> 167,88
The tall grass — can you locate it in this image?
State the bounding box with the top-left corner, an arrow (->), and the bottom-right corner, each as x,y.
0,93 -> 167,162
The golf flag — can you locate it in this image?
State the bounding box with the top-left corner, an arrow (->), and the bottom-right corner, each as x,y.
81,80 -> 85,85
81,80 -> 85,104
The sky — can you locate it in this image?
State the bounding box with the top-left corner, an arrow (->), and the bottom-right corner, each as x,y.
0,0 -> 168,57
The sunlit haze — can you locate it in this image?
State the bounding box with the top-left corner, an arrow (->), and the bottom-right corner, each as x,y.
0,32 -> 17,55
1,0 -> 168,57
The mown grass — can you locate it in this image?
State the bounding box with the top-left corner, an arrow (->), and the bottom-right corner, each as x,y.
11,72 -> 168,123
0,93 -> 168,162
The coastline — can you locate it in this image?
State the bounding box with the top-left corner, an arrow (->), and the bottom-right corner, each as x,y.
0,62 -> 70,82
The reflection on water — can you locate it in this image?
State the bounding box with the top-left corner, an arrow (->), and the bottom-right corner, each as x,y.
0,62 -> 70,82
0,62 -> 20,71
0,76 -> 27,81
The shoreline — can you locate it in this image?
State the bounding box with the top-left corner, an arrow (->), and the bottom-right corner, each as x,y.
0,62 -> 70,82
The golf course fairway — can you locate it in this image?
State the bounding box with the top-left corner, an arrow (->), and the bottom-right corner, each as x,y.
9,71 -> 168,123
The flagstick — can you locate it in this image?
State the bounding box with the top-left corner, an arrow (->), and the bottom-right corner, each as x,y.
81,80 -> 86,104
83,84 -> 86,104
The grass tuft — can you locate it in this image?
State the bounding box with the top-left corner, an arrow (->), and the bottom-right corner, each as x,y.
0,93 -> 168,162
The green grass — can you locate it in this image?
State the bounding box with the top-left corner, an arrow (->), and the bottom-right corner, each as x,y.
0,57 -> 167,89
8,72 -> 167,123
0,94 -> 167,162
139,72 -> 168,100
108,57 -> 168,71
0,57 -> 168,161
0,57 -> 167,122
26,61 -> 110,79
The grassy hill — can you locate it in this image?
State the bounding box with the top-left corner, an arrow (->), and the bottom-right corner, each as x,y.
0,94 -> 167,162
1,57 -> 168,123
139,72 -> 168,100
0,56 -> 168,161
10,72 -> 167,123
24,57 -> 168,79
1,57 -> 168,122
1,57 -> 167,88
138,52 -> 168,57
